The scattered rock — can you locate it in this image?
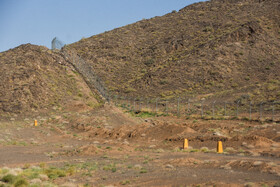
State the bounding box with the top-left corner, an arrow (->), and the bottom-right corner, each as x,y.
156,148 -> 164,153
253,161 -> 263,166
93,141 -> 99,144
134,164 -> 142,169
149,145 -> 156,148
213,132 -> 224,136
123,141 -> 129,145
141,133 -> 146,137
165,164 -> 174,169
247,144 -> 255,149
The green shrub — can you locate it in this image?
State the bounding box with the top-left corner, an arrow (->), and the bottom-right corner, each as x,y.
14,178 -> 29,187
1,174 -> 17,183
44,168 -> 66,180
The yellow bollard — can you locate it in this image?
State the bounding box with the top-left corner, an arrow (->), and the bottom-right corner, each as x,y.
217,141 -> 223,153
183,139 -> 188,149
34,120 -> 38,127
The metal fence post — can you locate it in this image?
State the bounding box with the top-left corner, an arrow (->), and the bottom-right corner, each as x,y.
236,100 -> 240,117
166,100 -> 168,114
187,99 -> 190,115
249,101 -> 252,120
177,97 -> 180,117
201,100 -> 204,118
259,102 -> 263,119
115,95 -> 118,106
212,101 -> 216,117
127,97 -> 129,108
134,98 -> 136,112
156,98 -> 158,113
123,96 -> 126,107
272,102 -> 275,121
139,98 -> 142,111
224,102 -> 227,116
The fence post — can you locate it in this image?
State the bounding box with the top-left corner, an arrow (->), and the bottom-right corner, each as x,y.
212,101 -> 216,117
201,100 -> 204,118
156,98 -> 158,113
187,99 -> 190,115
139,98 -> 142,111
134,98 -> 136,112
272,101 -> 275,121
177,97 -> 180,117
127,97 -> 129,108
123,96 -> 126,107
224,102 -> 227,116
236,100 -> 240,117
115,95 -> 118,106
166,100 -> 168,114
249,101 -> 252,120
259,102 -> 263,120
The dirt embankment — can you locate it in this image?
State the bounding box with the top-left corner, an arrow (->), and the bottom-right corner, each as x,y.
0,44 -> 99,116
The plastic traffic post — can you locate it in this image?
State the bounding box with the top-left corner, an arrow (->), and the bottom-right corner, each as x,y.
183,139 -> 188,149
217,141 -> 223,153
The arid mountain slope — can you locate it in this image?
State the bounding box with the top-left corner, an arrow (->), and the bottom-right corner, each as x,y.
68,0 -> 280,102
0,44 -> 99,115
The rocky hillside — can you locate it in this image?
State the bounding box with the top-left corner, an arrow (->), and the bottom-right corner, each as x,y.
68,0 -> 280,102
0,44 -> 99,115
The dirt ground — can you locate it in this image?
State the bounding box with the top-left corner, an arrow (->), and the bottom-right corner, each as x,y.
0,104 -> 279,187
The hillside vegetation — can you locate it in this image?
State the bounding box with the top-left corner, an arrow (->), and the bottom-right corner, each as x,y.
68,0 -> 280,102
0,44 -> 99,115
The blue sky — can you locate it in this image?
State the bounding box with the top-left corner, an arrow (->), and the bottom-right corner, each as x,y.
0,0 -> 207,52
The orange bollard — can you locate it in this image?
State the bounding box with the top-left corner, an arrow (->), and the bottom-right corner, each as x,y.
34,120 -> 38,126
183,139 -> 188,149
217,141 -> 223,153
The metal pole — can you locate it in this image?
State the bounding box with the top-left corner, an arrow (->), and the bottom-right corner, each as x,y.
187,99 -> 190,115
260,102 -> 263,119
156,98 -> 158,112
177,97 -> 180,116
115,95 -> 118,106
201,100 -> 204,118
236,100 -> 240,117
272,102 -> 275,121
249,101 -> 252,120
123,96 -> 126,107
224,102 -> 227,116
212,101 -> 216,117
127,97 -> 129,108
133,98 -> 136,112
139,98 -> 142,111
166,100 -> 168,114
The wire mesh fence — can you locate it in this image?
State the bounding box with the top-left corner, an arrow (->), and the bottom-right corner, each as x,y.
52,38 -> 280,122
61,48 -> 110,102
112,96 -> 280,122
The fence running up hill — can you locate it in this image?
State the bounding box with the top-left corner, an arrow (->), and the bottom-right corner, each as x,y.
62,49 -> 110,101
112,96 -> 280,121
51,38 -> 280,122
